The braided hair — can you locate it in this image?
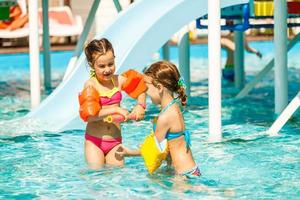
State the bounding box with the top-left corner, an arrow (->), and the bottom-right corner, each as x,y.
144,61 -> 187,106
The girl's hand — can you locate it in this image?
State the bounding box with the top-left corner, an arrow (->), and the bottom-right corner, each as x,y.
115,145 -> 127,159
116,107 -> 130,120
130,104 -> 145,121
166,154 -> 172,166
115,145 -> 140,158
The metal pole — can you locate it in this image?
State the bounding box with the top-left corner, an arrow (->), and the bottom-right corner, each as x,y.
73,0 -> 101,57
208,0 -> 222,142
274,0 -> 288,114
112,0 -> 122,13
29,0 -> 41,108
178,28 -> 190,99
42,0 -> 51,91
234,23 -> 245,89
249,0 -> 254,16
63,0 -> 101,80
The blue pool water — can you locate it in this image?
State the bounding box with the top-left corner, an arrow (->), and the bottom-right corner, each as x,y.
0,41 -> 299,199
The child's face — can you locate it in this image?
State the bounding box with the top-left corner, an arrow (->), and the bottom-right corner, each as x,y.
144,75 -> 161,105
93,50 -> 116,81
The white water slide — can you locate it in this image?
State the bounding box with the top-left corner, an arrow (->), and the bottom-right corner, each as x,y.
26,0 -> 248,132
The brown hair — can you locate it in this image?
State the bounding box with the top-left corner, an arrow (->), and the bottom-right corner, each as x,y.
144,61 -> 187,106
84,38 -> 114,68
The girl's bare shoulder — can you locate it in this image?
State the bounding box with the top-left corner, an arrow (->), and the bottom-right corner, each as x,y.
167,104 -> 185,130
84,78 -> 96,88
160,105 -> 181,124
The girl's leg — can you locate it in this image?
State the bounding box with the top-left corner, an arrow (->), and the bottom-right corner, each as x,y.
105,144 -> 125,167
85,140 -> 105,170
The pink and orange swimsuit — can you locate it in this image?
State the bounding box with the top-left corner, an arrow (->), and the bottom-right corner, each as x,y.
85,78 -> 123,155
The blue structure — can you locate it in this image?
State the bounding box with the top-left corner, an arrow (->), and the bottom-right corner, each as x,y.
196,3 -> 300,31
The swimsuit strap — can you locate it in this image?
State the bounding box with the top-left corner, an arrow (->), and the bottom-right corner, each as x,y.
158,98 -> 191,149
166,130 -> 191,150
184,130 -> 191,150
111,77 -> 116,87
93,76 -> 118,89
159,98 -> 179,116
96,77 -> 120,98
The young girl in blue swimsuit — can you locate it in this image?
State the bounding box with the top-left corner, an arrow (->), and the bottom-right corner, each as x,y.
143,61 -> 200,178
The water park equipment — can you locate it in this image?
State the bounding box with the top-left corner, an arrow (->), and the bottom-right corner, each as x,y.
197,3 -> 300,31
24,0 -> 299,141
236,33 -> 300,98
25,0 -> 247,143
62,0 -> 100,81
178,26 -> 191,98
197,0 -> 300,117
28,0 -> 40,109
233,2 -> 300,100
63,0 -> 123,81
208,0 -> 222,142
267,92 -> 300,135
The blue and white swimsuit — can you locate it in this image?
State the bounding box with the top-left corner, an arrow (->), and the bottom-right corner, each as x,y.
153,98 -> 200,178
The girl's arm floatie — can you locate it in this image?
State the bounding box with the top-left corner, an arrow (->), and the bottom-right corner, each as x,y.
120,69 -> 147,99
103,113 -> 137,123
119,69 -> 147,120
78,85 -> 130,122
78,86 -> 101,122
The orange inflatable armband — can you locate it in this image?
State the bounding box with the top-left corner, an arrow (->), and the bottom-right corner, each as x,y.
121,69 -> 147,99
78,86 -> 101,122
78,86 -> 99,105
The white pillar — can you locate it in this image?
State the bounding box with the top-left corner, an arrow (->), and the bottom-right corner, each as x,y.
29,0 -> 41,109
274,0 -> 288,114
208,0 -> 222,142
267,92 -> 300,136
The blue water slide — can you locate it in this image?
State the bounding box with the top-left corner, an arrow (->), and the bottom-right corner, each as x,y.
26,0 -> 248,132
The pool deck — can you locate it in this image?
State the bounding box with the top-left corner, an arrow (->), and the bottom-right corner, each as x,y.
0,43 -> 77,54
0,35 -> 294,54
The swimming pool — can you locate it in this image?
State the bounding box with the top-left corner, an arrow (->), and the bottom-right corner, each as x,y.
0,41 -> 299,199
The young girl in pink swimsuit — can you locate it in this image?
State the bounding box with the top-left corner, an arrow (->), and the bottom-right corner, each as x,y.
80,38 -> 146,169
